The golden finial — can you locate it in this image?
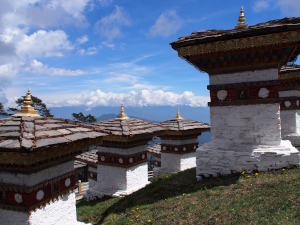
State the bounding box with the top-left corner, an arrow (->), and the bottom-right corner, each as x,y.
174,108 -> 183,120
24,88 -> 32,106
12,88 -> 41,117
235,6 -> 248,29
116,104 -> 129,119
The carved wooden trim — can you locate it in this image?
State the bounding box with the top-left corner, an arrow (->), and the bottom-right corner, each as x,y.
0,173 -> 76,212
280,97 -> 300,110
161,143 -> 198,154
0,140 -> 97,173
98,151 -> 148,168
177,31 -> 300,57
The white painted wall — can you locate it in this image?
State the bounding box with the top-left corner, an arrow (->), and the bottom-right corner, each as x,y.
209,68 -> 278,85
85,162 -> 149,200
88,166 -> 98,188
210,104 -> 281,145
279,90 -> 300,97
180,152 -> 196,171
29,192 -> 78,225
159,152 -> 196,174
0,192 -> 90,225
161,138 -> 198,145
96,163 -> 148,194
97,164 -> 127,192
0,209 -> 30,225
126,163 -> 148,191
97,145 -> 147,155
0,161 -> 74,186
88,179 -> 97,188
281,110 -> 297,135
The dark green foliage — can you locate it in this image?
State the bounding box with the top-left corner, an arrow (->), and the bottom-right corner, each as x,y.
7,95 -> 53,117
72,112 -> 96,124
0,102 -> 7,116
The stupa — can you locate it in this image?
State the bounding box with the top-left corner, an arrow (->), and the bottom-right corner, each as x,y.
0,89 -> 107,224
156,109 -> 210,175
84,104 -> 165,200
170,8 -> 300,178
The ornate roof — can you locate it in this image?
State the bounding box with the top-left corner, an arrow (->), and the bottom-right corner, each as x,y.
90,105 -> 165,141
159,119 -> 210,132
0,117 -> 107,152
91,118 -> 165,136
76,150 -> 98,167
280,65 -> 300,74
171,17 -> 300,49
147,144 -> 161,158
74,160 -> 87,169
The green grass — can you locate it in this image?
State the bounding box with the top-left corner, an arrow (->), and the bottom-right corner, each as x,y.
77,167 -> 300,224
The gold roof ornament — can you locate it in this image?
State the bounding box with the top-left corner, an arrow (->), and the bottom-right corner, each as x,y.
235,6 -> 248,29
116,104 -> 129,119
12,88 -> 41,117
174,108 -> 183,120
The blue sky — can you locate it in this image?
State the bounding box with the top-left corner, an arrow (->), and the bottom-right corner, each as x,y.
1,0 -> 300,110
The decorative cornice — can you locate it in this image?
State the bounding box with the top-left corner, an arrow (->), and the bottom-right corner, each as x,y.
209,98 -> 281,107
280,97 -> 300,110
0,173 -> 76,213
162,129 -> 210,138
207,80 -> 281,90
279,70 -> 300,80
98,151 -> 148,168
161,143 -> 198,154
177,30 -> 300,57
0,139 -> 98,173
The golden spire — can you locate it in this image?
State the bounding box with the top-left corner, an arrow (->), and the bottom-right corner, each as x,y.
12,88 -> 41,117
235,6 -> 248,29
174,108 -> 183,120
116,104 -> 129,119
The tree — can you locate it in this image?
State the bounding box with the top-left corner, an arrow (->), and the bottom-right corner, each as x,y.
72,112 -> 97,124
7,95 -> 53,117
0,102 -> 7,116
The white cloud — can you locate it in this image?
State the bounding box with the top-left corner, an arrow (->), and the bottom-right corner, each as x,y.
124,83 -> 159,91
77,46 -> 100,55
94,5 -> 131,41
102,41 -> 115,49
49,89 -> 210,107
277,0 -> 300,16
0,64 -> 18,103
77,35 -> 89,44
16,30 -> 73,58
86,46 -> 99,55
253,0 -> 300,16
0,0 -> 93,29
25,59 -> 92,76
253,0 -> 271,12
103,74 -> 138,83
149,10 -> 183,37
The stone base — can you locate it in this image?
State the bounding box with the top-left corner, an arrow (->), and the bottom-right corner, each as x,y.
196,140 -> 299,180
282,133 -> 300,147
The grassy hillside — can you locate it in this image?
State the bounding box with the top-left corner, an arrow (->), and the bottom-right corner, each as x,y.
77,167 -> 300,224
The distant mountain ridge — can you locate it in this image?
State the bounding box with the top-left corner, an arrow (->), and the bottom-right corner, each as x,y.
49,105 -> 210,124
96,113 -> 160,123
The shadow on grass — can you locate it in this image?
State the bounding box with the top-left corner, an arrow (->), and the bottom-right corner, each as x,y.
80,168 -> 241,224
